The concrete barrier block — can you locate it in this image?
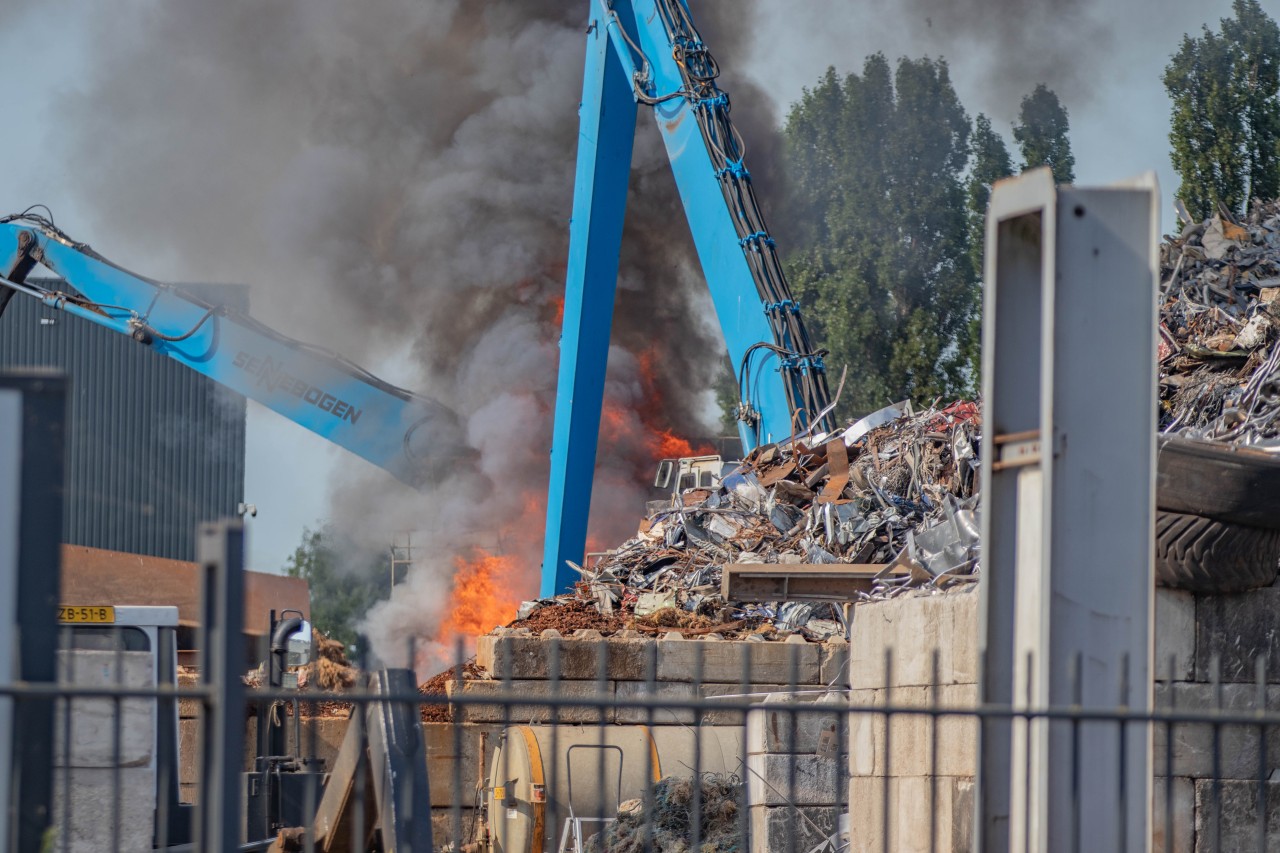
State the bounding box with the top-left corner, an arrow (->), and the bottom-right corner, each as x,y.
614,680 -> 695,724
849,590 -> 978,690
1152,776 -> 1193,853
746,693 -> 846,755
749,805 -> 839,853
54,651 -> 155,768
820,640 -> 850,687
1153,683 -> 1280,778
941,591 -> 979,687
847,775 -> 969,853
697,684 -> 789,726
849,600 -> 886,689
52,765 -> 154,853
747,753 -> 842,805
1154,589 -> 1195,682
655,637 -> 819,685
848,691 -> 879,778
1194,779 -> 1280,852
847,685 -> 976,778
1195,587 -> 1280,682
288,716 -> 349,765
448,679 -> 611,724
477,634 -> 652,681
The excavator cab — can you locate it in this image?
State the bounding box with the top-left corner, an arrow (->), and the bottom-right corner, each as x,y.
653,455 -> 723,496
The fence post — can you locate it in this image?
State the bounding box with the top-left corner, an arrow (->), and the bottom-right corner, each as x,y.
978,169 -> 1157,852
196,520 -> 246,850
0,371 -> 67,852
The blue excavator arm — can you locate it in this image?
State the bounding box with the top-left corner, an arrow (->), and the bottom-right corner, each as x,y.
0,212 -> 466,487
541,0 -> 835,595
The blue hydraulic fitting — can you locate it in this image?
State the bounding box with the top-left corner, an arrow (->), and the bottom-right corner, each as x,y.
716,158 -> 750,180
738,231 -> 775,251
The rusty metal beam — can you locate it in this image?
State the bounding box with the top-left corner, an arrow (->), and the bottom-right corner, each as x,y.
720,563 -> 901,602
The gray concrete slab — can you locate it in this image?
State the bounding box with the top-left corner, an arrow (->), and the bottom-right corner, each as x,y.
1195,587 -> 1280,683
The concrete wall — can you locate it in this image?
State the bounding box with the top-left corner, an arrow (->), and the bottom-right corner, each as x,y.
847,589 -> 979,853
473,627 -> 851,851
168,584 -> 1280,852
747,693 -> 847,853
52,650 -> 155,853
845,584 -> 1280,853
1152,585 -> 1280,853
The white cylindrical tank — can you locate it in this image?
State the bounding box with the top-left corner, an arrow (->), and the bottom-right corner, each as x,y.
486,725 -> 743,853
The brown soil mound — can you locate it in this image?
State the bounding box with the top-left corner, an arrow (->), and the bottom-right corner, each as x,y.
418,661 -> 484,723
511,599 -> 628,635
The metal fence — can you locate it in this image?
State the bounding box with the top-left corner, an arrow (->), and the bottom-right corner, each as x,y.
12,525 -> 1280,853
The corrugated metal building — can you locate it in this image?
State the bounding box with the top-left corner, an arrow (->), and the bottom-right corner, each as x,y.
0,279 -> 247,561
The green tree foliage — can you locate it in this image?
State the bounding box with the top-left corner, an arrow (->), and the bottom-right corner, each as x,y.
285,524 -> 387,650
782,55 -> 975,416
1012,84 -> 1075,183
967,114 -> 1015,276
962,113 -> 1015,379
1164,0 -> 1280,219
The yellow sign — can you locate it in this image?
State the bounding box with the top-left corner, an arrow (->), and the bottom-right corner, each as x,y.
57,606 -> 115,624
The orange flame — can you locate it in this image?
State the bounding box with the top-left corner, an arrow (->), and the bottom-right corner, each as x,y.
435,549 -> 523,647
652,428 -> 696,459
425,332 -> 712,657
634,347 -> 713,460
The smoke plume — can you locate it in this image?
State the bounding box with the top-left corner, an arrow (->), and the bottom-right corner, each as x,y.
45,0 -> 770,671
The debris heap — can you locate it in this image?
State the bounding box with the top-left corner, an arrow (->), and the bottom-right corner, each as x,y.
520,400 -> 982,638
1160,200 -> 1280,442
585,774 -> 743,853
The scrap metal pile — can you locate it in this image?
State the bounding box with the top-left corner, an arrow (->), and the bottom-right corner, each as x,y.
510,202 -> 1280,638
1160,200 -> 1280,442
535,400 -> 982,637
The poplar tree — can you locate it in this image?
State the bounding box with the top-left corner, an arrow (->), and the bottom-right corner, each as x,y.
967,113 -> 1015,277
1013,84 -> 1075,183
782,55 -> 974,416
1164,0 -> 1280,219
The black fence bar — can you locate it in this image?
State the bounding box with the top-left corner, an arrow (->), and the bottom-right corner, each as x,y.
4,370 -> 67,851
13,631 -> 1280,852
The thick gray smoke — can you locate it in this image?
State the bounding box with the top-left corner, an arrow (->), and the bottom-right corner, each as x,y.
888,0 -> 1113,107
44,0 -> 769,670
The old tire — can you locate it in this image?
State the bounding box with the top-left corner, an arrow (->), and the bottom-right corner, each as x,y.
1154,510 -> 1280,593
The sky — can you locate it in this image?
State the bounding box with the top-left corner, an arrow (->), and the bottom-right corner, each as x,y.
0,0 -> 1238,573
